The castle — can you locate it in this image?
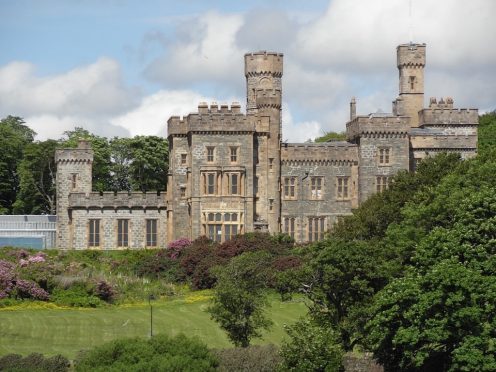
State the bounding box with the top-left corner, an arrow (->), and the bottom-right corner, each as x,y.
55,43 -> 478,249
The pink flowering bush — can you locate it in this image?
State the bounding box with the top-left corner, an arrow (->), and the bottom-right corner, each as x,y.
0,258 -> 50,301
167,238 -> 192,259
19,253 -> 46,267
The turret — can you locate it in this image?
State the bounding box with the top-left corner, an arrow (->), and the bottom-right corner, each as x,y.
394,43 -> 426,127
55,140 -> 93,249
244,51 -> 283,234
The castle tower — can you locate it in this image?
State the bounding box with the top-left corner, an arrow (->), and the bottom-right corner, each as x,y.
395,43 -> 426,127
55,140 -> 93,249
245,52 -> 283,233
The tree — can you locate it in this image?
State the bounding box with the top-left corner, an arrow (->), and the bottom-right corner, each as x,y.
279,318 -> 344,371
128,135 -> 168,192
366,187 -> 496,371
208,251 -> 273,347
303,239 -> 397,350
13,140 -> 58,214
0,116 -> 35,214
314,131 -> 347,143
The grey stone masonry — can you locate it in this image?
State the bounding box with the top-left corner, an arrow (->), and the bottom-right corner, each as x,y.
55,43 -> 478,248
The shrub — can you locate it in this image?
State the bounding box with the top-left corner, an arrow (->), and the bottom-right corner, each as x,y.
167,238 -> 192,259
214,344 -> 281,372
75,333 -> 218,372
51,286 -> 103,308
279,318 -> 344,372
94,280 -> 116,303
134,249 -> 184,282
0,352 -> 69,372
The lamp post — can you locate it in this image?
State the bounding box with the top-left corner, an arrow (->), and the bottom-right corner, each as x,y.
148,294 -> 155,338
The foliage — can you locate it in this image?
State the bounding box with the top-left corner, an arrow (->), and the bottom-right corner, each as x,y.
332,153 -> 462,240
214,344 -> 281,372
0,258 -> 50,300
279,318 -> 344,372
134,249 -> 184,283
366,186 -> 496,371
477,110 -> 496,159
51,285 -> 103,308
314,131 -> 347,143
0,353 -> 69,372
94,280 -> 116,302
74,333 -> 218,372
0,116 -> 35,214
167,238 -> 192,259
209,251 -> 273,347
13,139 -> 58,214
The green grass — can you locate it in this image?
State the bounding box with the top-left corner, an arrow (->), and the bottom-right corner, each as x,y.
0,296 -> 306,358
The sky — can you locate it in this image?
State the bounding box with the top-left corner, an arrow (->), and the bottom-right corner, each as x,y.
0,0 -> 495,142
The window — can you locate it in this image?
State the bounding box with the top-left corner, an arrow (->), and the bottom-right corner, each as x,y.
71,174 -> 77,190
204,212 -> 242,242
409,76 -> 415,90
379,148 -> 391,165
180,187 -> 186,198
88,219 -> 100,247
336,177 -> 349,200
230,147 -> 238,163
376,176 -> 389,192
228,173 -> 239,195
283,177 -> 297,199
254,176 -> 259,196
269,158 -> 274,170
308,217 -> 325,242
146,219 -> 157,247
284,217 -> 295,239
181,154 -> 187,165
310,177 -> 323,199
117,219 -> 129,247
206,146 -> 215,162
203,172 -> 217,195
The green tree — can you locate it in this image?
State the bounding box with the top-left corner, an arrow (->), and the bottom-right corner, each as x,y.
128,135 -> 168,192
314,131 -> 347,143
477,110 -> 496,159
0,116 -> 35,214
208,251 -> 273,347
13,140 -> 58,214
366,185 -> 496,371
304,239 -> 396,350
279,318 -> 344,371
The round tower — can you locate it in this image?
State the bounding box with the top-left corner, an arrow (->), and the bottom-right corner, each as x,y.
396,43 -> 426,127
244,52 -> 283,234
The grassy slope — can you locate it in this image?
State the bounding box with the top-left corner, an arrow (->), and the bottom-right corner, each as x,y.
0,297 -> 306,358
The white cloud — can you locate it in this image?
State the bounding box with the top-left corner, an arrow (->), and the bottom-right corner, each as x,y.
282,103 -> 323,143
144,11 -> 244,88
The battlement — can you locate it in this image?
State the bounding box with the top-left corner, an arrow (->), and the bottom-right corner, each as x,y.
255,89 -> 282,108
282,142 -> 358,164
245,51 -> 283,77
197,101 -> 242,115
68,191 -> 167,209
397,43 -> 426,67
167,105 -> 256,136
346,115 -> 410,141
419,106 -> 479,126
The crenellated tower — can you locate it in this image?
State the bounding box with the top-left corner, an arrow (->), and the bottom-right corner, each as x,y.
245,52 -> 283,233
55,140 -> 93,249
393,43 -> 426,127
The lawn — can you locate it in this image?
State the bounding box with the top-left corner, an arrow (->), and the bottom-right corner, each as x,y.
0,295 -> 306,358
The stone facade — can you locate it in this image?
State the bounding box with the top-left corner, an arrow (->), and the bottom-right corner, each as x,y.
55,43 -> 478,249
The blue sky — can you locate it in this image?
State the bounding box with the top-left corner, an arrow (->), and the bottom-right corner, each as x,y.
1,0 -> 494,141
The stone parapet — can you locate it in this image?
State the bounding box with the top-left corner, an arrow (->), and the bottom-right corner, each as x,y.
168,103 -> 256,136
346,116 -> 410,141
244,51 -> 283,76
419,108 -> 478,126
68,192 -> 167,209
282,142 -> 358,164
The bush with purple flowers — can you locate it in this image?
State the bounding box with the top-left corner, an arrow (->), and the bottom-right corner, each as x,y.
167,238 -> 192,259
